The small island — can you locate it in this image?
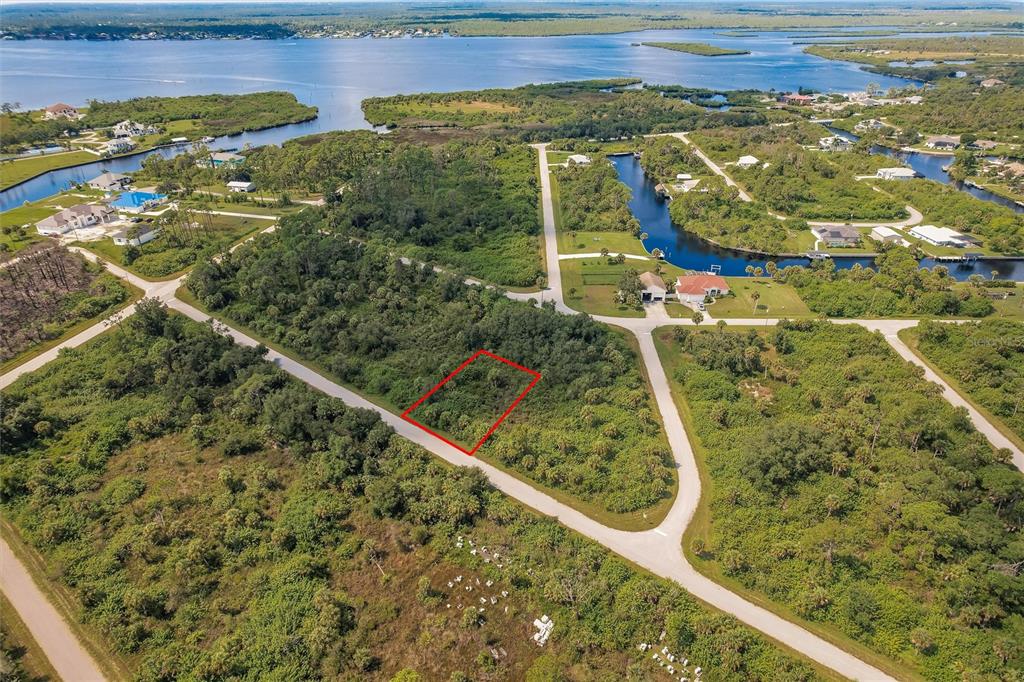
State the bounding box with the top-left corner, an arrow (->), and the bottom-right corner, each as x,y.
641,41 -> 751,56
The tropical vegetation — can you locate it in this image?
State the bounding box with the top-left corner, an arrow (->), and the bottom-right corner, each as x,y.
658,321 -> 1024,681
1,303 -> 817,679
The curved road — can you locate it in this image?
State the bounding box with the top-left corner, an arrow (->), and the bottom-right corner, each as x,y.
2,155 -> 1022,680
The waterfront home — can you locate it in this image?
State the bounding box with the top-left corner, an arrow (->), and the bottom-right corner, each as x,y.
111,224 -> 161,247
812,225 -> 861,248
113,120 -> 157,138
87,172 -> 131,192
675,274 -> 730,303
35,204 -> 115,236
567,154 -> 591,165
109,191 -> 167,214
909,225 -> 972,247
854,118 -> 886,133
968,139 -> 999,151
876,167 -> 917,181
104,138 -> 136,155
673,179 -> 701,193
198,151 -> 245,168
980,78 -> 1005,88
43,103 -> 78,120
638,271 -> 668,302
781,93 -> 814,106
818,136 -> 852,152
736,155 -> 759,169
227,180 -> 256,193
869,226 -> 910,246
925,134 -> 960,151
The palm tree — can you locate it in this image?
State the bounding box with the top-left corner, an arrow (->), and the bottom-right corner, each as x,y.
751,291 -> 761,314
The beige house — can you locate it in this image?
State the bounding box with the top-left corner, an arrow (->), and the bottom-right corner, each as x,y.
638,271 -> 668,302
676,274 -> 730,304
36,204 -> 115,236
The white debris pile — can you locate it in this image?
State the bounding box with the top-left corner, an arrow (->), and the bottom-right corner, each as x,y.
638,642 -> 703,681
533,614 -> 554,646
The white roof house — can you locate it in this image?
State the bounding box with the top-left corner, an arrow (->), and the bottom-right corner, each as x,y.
736,155 -> 760,169
111,225 -> 161,247
675,173 -> 692,180
567,154 -> 591,165
909,225 -> 970,247
88,172 -> 131,192
876,167 -> 917,180
227,180 -> 256,192
35,204 -> 115,236
104,138 -> 136,155
870,226 -> 910,246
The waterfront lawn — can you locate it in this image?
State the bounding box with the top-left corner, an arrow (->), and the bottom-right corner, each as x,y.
709,278 -> 813,318
0,150 -> 97,191
80,213 -> 264,279
655,322 -> 1024,681
1,188 -> 108,253
557,229 -> 650,255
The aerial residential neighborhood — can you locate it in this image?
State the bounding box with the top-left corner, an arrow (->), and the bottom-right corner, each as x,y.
1,2 -> 1023,681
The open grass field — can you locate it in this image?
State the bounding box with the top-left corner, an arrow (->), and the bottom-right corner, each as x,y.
0,150 -> 98,190
709,277 -> 813,318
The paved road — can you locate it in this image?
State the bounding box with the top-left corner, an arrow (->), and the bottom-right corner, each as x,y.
669,132 -> 753,202
167,295 -> 894,682
0,536 -> 106,681
860,319 -> 1024,471
531,143 -> 574,314
3,159 -> 1020,680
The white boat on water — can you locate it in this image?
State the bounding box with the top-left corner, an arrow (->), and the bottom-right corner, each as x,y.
199,136 -> 215,144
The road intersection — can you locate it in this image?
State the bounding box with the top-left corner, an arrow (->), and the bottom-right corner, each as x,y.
2,148 -> 1021,681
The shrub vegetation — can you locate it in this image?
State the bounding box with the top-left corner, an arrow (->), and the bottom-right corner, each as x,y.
659,321 -> 1024,680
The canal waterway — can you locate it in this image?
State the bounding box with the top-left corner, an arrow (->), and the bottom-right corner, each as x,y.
611,154 -> 1024,281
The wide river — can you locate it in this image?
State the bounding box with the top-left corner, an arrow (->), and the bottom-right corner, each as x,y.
3,28 -> 1021,279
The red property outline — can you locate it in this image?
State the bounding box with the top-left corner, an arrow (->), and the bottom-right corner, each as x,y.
401,349 -> 541,456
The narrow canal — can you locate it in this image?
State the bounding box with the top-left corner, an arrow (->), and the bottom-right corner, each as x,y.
610,154 -> 1024,281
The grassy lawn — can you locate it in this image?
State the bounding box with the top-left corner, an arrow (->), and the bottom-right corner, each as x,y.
546,150 -> 572,164
898,326 -> 1024,453
178,198 -> 306,217
0,150 -> 97,190
982,283 -> 1024,319
559,258 -> 645,317
710,277 -> 813,318
558,229 -> 653,256
651,328 -> 918,682
0,591 -> 60,682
